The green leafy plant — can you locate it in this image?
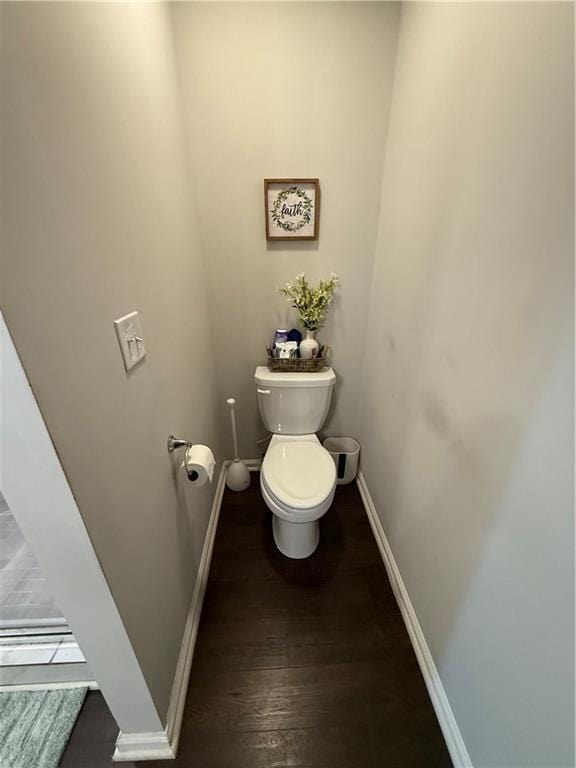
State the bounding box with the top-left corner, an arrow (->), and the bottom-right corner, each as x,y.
279,272 -> 339,331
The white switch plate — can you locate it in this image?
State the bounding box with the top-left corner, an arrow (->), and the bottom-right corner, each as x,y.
114,311 -> 146,372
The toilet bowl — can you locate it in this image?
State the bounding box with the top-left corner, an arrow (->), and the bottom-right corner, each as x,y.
255,365 -> 337,558
261,434 -> 336,558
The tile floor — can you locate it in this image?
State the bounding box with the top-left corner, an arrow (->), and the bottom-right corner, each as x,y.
0,492 -> 64,628
0,631 -> 85,667
0,492 -> 85,668
0,633 -> 61,666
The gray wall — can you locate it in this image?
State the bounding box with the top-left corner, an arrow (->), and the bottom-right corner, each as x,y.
1,2 -> 573,762
358,3 -> 574,766
1,2 -> 221,721
172,2 -> 400,457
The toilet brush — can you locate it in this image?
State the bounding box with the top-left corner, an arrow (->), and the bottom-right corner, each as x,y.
226,398 -> 251,492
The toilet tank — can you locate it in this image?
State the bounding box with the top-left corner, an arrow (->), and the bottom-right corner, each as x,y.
254,366 -> 336,435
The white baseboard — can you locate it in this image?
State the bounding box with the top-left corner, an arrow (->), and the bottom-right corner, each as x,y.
244,458 -> 262,470
113,731 -> 174,762
164,460 -> 227,755
356,471 -> 473,768
223,457 -> 262,471
113,462 -> 228,762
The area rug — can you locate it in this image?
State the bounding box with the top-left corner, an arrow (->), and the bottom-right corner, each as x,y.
0,686 -> 87,768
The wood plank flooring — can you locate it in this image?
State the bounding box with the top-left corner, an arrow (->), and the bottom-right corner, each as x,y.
60,478 -> 452,767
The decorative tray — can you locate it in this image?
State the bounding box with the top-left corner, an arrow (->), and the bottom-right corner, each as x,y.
266,348 -> 329,373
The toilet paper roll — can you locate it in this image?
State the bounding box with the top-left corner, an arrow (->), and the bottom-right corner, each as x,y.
182,444 -> 216,486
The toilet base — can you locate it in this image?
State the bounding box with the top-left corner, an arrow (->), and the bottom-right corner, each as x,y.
272,515 -> 319,559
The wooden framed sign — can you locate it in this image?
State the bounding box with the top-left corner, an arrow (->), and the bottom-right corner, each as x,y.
264,178 -> 320,241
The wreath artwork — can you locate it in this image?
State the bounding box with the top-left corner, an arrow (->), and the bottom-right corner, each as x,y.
271,187 -> 313,233
265,179 -> 320,241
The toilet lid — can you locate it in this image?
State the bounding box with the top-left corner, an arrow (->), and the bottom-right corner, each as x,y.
262,441 -> 336,510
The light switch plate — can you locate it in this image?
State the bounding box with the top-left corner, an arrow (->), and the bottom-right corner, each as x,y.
114,311 -> 146,372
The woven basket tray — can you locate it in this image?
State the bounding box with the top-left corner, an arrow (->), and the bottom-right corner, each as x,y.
266,351 -> 329,373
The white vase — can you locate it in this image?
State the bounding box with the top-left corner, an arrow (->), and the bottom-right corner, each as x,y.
300,330 -> 319,359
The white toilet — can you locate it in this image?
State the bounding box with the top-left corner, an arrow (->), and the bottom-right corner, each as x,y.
255,366 -> 337,559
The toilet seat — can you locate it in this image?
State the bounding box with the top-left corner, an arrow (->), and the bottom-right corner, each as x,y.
261,436 -> 336,522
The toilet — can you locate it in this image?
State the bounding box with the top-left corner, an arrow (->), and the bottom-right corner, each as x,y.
255,366 -> 337,558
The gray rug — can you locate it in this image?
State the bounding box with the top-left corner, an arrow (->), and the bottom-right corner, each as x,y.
0,687 -> 87,768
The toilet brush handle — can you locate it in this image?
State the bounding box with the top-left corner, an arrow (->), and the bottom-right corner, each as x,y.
227,398 -> 240,461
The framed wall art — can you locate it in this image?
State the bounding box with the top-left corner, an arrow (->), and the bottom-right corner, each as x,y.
264,178 -> 320,241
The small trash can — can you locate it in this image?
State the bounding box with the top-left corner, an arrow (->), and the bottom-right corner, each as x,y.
323,437 -> 360,485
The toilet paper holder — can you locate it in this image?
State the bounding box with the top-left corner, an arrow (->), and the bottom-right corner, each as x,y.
167,435 -> 192,454
167,435 -> 199,482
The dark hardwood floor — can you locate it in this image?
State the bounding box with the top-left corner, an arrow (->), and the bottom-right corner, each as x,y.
60,478 -> 452,767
